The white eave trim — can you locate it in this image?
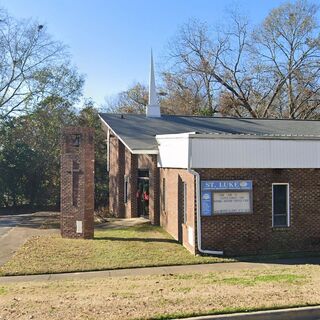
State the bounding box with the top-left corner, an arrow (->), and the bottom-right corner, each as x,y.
187,133 -> 320,140
131,149 -> 158,154
99,114 -> 159,155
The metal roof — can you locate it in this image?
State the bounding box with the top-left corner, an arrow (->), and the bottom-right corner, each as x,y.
99,113 -> 320,153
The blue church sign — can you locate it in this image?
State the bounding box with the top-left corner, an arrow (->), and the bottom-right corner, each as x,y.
201,191 -> 212,216
201,180 -> 253,216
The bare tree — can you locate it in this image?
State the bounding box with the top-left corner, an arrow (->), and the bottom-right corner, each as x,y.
167,15 -> 257,117
104,83 -> 148,114
251,0 -> 320,119
165,1 -> 320,119
160,71 -> 208,115
0,10 -> 84,120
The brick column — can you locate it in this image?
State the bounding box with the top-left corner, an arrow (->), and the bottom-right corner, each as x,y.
61,127 -> 94,239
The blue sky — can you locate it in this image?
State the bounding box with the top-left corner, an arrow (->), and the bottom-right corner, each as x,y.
1,0 -> 290,106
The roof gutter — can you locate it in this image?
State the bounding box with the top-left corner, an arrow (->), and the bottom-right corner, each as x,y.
187,134 -> 223,256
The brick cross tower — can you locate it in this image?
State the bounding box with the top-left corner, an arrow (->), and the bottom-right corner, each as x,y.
61,127 -> 95,239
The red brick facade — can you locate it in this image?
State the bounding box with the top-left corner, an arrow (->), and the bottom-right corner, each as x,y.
108,130 -> 159,225
196,168 -> 320,256
60,127 -> 94,239
159,167 -> 320,256
160,168 -> 196,254
106,126 -> 320,256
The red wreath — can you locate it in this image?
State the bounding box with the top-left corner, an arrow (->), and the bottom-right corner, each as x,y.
143,192 -> 149,201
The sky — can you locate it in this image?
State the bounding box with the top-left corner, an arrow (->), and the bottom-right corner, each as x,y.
0,0 -> 291,106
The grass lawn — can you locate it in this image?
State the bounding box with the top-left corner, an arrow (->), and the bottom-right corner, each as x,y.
0,265 -> 320,320
0,224 -> 232,276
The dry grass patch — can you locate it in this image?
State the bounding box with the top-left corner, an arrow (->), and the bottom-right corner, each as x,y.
0,265 -> 319,320
0,225 -> 231,276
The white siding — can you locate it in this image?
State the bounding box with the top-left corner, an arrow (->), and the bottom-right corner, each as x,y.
190,138 -> 320,168
156,135 -> 189,168
156,133 -> 320,169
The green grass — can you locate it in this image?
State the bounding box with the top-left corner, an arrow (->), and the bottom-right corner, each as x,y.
221,273 -> 306,286
163,271 -> 306,286
0,287 -> 6,295
0,224 -> 232,276
0,265 -> 318,320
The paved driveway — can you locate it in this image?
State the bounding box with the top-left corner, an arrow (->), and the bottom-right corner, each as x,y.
0,212 -> 60,266
0,227 -> 11,238
0,214 -> 32,238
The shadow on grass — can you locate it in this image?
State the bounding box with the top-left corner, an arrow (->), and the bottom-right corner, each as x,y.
93,236 -> 178,244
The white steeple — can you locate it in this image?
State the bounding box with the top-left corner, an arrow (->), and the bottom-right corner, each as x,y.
146,49 -> 161,118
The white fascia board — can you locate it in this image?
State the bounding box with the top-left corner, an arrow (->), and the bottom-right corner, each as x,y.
156,132 -> 197,140
188,133 -> 320,141
131,149 -> 158,154
99,115 -> 158,155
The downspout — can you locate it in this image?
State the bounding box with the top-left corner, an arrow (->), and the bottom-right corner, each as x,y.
187,135 -> 224,255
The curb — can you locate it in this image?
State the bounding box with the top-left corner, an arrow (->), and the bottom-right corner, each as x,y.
177,306 -> 320,320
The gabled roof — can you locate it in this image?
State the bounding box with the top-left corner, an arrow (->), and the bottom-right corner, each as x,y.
99,113 -> 320,153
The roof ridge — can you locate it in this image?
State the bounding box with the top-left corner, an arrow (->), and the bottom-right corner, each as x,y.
99,113 -> 320,122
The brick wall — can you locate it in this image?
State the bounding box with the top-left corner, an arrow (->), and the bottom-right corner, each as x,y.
124,147 -> 138,218
196,168 -> 320,256
60,127 -> 94,239
138,154 -> 160,225
160,168 -> 196,254
108,133 -> 159,225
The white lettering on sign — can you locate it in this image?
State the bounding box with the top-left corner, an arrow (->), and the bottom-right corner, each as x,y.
213,192 -> 251,214
202,180 -> 252,191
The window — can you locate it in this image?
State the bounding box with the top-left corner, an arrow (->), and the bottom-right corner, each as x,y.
272,183 -> 290,227
138,170 -> 149,178
162,178 -> 166,212
124,176 -> 129,203
183,182 -> 187,224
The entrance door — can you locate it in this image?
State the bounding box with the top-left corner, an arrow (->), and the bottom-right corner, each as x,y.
137,170 -> 149,217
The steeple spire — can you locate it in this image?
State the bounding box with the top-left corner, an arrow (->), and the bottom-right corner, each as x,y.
146,49 -> 161,118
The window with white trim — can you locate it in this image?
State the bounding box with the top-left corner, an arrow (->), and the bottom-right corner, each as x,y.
272,183 -> 290,227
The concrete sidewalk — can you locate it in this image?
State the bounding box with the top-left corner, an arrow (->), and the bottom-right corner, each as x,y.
179,306 -> 320,320
1,256 -> 320,284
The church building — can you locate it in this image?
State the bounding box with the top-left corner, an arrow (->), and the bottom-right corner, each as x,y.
99,53 -> 320,256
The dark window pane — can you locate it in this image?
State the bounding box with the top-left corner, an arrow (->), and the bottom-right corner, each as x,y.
273,184 -> 288,227
273,185 -> 287,215
274,215 -> 287,227
138,170 -> 149,178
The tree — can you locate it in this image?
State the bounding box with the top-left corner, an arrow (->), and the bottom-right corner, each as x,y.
250,0 -> 320,119
105,83 -> 148,114
160,71 -> 209,115
77,101 -> 108,209
166,16 -> 254,117
164,1 -> 320,119
0,139 -> 39,207
0,9 -> 84,121
0,96 -> 77,208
